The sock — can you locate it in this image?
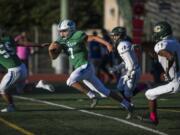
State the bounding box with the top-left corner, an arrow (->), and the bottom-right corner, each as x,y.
150,112 -> 157,121
87,91 -> 95,99
8,104 -> 15,108
120,99 -> 130,109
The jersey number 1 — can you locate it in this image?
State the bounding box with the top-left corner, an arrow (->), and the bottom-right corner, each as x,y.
68,48 -> 75,59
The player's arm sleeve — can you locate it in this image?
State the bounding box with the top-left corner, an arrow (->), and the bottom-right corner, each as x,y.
109,62 -> 125,73
48,41 -> 62,60
117,43 -> 135,77
155,41 -> 174,73
158,55 -> 167,72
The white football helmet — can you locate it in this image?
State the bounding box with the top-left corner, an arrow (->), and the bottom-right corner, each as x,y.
57,19 -> 76,39
58,19 -> 76,31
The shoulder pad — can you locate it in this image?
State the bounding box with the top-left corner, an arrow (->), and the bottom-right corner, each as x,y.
72,31 -> 86,40
56,37 -> 66,45
117,41 -> 130,54
154,40 -> 167,53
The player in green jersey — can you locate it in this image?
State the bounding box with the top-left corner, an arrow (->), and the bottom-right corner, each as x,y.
48,19 -> 133,114
0,32 -> 28,112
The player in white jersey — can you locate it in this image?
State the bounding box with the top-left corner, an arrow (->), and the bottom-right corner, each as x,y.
144,21 -> 180,125
110,27 -> 141,106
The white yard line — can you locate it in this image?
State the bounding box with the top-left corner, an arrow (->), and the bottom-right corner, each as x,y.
14,96 -> 169,135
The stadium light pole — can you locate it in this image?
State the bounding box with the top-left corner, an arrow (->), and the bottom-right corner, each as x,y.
51,0 -> 70,74
60,0 -> 71,73
61,0 -> 68,19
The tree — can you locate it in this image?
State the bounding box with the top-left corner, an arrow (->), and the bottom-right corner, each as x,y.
69,0 -> 103,29
0,0 -> 104,35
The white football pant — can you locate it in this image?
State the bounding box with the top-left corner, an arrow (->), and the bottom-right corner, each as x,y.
66,63 -> 110,96
0,64 -> 28,94
145,73 -> 180,100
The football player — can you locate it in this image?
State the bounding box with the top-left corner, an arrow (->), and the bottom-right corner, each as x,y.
48,19 -> 133,112
0,29 -> 53,112
144,21 -> 180,125
0,31 -> 28,112
110,27 -> 141,106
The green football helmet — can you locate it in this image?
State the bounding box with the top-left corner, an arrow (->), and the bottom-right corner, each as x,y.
152,21 -> 172,42
110,26 -> 127,45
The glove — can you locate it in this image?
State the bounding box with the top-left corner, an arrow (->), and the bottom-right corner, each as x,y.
108,63 -> 125,73
123,75 -> 133,89
123,75 -> 130,81
108,66 -> 120,73
126,70 -> 135,80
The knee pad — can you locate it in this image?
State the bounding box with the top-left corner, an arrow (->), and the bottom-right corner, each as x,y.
66,78 -> 72,86
126,80 -> 133,89
145,90 -> 155,100
66,78 -> 77,86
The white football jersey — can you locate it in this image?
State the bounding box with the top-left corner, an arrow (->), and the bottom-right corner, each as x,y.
117,41 -> 139,72
154,37 -> 180,79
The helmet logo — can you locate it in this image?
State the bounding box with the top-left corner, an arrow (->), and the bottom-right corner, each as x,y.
154,26 -> 161,33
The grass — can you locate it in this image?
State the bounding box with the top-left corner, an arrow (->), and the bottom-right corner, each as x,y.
0,83 -> 180,135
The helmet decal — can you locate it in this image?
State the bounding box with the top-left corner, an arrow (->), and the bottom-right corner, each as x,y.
58,19 -> 76,31
152,21 -> 172,42
154,26 -> 161,33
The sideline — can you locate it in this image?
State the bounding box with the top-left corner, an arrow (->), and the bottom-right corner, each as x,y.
14,95 -> 168,135
0,116 -> 35,135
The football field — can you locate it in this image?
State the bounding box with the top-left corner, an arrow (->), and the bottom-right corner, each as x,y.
0,83 -> 180,135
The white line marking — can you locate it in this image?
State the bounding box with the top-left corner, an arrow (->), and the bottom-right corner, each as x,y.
14,96 -> 168,135
159,99 -> 168,101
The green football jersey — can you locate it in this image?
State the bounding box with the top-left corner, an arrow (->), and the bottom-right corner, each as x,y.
0,36 -> 22,69
56,31 -> 88,69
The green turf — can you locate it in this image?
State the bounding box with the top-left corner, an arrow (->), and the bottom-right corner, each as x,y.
0,84 -> 180,135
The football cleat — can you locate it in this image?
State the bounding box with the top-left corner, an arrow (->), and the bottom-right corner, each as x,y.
90,97 -> 99,108
1,105 -> 15,112
136,112 -> 159,126
126,103 -> 134,120
120,99 -> 134,112
126,112 -> 133,120
36,80 -> 55,92
120,99 -> 134,119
